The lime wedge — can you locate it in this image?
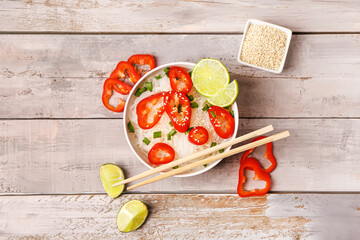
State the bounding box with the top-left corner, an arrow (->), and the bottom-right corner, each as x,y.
117,200 -> 148,232
207,80 -> 239,107
100,163 -> 125,199
191,59 -> 230,97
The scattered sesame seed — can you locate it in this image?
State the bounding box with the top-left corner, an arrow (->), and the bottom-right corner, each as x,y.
240,24 -> 287,71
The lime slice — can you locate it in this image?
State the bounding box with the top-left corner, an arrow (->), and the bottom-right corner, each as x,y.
100,163 -> 125,199
207,80 -> 239,107
117,200 -> 148,232
191,59 -> 230,97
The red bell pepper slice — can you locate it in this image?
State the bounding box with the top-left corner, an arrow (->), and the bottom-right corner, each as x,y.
237,157 -> 271,198
169,66 -> 193,95
240,136 -> 277,173
110,61 -> 141,84
208,106 -> 235,139
188,126 -> 209,145
104,78 -> 132,95
128,54 -> 156,75
148,143 -> 175,165
164,91 -> 192,133
136,92 -> 166,129
102,78 -> 132,113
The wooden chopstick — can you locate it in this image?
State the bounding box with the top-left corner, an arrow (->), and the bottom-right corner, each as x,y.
127,130 -> 290,190
112,125 -> 274,187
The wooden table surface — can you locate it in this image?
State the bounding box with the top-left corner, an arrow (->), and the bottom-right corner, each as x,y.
1,1 -> 360,239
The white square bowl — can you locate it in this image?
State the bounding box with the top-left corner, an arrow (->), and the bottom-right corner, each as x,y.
237,19 -> 292,74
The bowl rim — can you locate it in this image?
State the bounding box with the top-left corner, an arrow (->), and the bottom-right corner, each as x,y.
123,62 -> 239,177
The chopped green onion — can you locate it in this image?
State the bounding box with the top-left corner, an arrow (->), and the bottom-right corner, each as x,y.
153,131 -> 161,138
188,70 -> 193,77
190,102 -> 198,108
173,165 -> 179,169
142,137 -> 150,145
178,104 -> 182,113
219,149 -> 224,153
210,110 -> 216,118
202,103 -> 209,111
167,134 -> 171,141
185,127 -> 194,135
135,87 -> 147,97
155,75 -> 163,80
169,121 -> 173,127
145,82 -> 153,92
187,95 -> 194,102
211,142 -> 216,147
164,67 -> 170,77
127,121 -> 135,133
169,129 -> 177,136
229,110 -> 234,117
203,164 -> 207,167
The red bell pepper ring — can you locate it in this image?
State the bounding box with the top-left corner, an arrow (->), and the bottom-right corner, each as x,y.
148,143 -> 175,165
188,126 -> 209,145
208,106 -> 235,139
240,136 -> 277,173
104,78 -> 132,95
169,66 -> 193,95
110,61 -> 141,84
237,157 -> 271,198
128,54 -> 156,75
164,91 -> 192,133
102,78 -> 132,113
136,92 -> 166,129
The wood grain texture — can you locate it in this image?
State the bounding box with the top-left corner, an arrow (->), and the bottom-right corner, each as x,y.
1,119 -> 360,194
1,0 -> 360,33
0,193 -> 359,239
1,34 -> 360,118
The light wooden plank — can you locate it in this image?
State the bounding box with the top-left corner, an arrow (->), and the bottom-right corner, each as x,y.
1,34 -> 360,118
1,119 -> 360,194
0,193 -> 359,239
0,1 -> 360,33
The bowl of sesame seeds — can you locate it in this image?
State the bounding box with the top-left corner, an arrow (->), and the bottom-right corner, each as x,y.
237,19 -> 292,74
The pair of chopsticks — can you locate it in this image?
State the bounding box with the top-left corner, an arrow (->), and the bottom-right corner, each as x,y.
113,125 -> 289,190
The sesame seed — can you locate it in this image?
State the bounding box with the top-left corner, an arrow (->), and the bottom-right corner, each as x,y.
240,24 -> 287,71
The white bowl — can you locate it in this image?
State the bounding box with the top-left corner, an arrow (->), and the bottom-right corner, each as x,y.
237,19 -> 292,74
123,62 -> 239,177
